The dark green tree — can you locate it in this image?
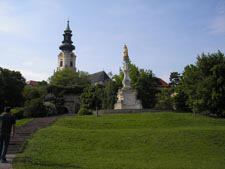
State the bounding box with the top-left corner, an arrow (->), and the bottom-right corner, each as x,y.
48,69 -> 90,87
173,81 -> 190,111
0,67 -> 25,112
23,87 -> 47,100
101,81 -> 118,109
169,72 -> 181,89
181,51 -> 225,116
80,85 -> 103,110
155,88 -> 173,110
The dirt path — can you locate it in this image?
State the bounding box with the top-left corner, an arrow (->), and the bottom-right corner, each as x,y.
0,114 -> 72,169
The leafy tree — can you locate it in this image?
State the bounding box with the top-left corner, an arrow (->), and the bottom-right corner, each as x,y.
155,88 -> 173,110
181,51 -> 225,116
169,72 -> 181,91
48,69 -> 90,87
101,81 -> 118,109
24,98 -> 47,117
80,85 -> 103,110
172,83 -> 190,111
0,67 -> 25,112
23,87 -> 46,100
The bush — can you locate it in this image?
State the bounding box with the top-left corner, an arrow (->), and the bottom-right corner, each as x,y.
155,88 -> 173,110
11,107 -> 24,119
78,107 -> 92,116
172,91 -> 190,112
24,98 -> 47,117
43,102 -> 57,116
56,106 -> 68,114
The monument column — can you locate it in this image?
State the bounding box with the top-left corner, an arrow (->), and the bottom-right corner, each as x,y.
114,45 -> 142,110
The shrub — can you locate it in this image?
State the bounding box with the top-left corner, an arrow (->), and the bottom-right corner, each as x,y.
11,107 -> 24,119
24,98 -> 47,117
56,106 -> 68,114
155,88 -> 173,110
43,102 -> 57,116
78,107 -> 92,116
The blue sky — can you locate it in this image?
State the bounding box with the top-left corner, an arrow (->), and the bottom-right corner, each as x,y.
0,0 -> 225,82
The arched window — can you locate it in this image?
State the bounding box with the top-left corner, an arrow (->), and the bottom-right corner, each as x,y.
60,60 -> 63,67
70,61 -> 73,67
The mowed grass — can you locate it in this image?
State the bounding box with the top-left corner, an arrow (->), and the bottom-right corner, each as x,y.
13,112 -> 225,169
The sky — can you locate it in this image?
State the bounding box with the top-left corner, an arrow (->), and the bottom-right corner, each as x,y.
0,0 -> 225,82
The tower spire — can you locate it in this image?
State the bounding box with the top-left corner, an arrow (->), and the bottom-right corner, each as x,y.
59,20 -> 75,51
65,19 -> 71,32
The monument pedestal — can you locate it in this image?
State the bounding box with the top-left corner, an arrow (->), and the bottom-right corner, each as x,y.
114,88 -> 142,109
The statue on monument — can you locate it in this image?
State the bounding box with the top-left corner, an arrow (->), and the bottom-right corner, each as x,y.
123,45 -> 129,61
122,44 -> 131,89
114,45 -> 142,110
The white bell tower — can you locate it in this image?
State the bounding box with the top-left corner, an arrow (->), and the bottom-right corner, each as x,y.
57,20 -> 77,71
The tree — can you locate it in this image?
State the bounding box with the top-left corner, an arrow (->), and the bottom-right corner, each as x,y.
48,69 -> 90,87
24,98 -> 47,117
101,81 -> 118,109
181,51 -> 225,116
80,85 -> 103,110
172,82 -> 190,111
169,72 -> 181,88
0,67 -> 25,112
155,88 -> 173,110
23,87 -> 46,100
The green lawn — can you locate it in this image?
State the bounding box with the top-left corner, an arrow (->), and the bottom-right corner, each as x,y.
16,118 -> 33,127
13,112 -> 225,169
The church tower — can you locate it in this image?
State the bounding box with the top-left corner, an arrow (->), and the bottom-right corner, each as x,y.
57,20 -> 77,71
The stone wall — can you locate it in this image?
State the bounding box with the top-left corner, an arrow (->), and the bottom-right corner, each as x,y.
63,94 -> 80,114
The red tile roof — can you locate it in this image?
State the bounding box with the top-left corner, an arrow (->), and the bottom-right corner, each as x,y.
158,78 -> 169,88
26,80 -> 39,87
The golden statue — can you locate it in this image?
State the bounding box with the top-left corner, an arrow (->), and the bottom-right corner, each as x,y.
123,44 -> 128,60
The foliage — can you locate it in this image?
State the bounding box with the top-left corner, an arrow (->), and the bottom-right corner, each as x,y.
80,85 -> 103,110
23,87 -> 47,100
114,62 -> 159,108
172,84 -> 190,111
80,81 -> 118,110
23,85 -> 50,117
11,107 -> 24,119
13,112 -> 225,169
48,69 -> 90,87
169,72 -> 181,88
181,51 -> 225,116
43,102 -> 57,116
0,67 -> 26,112
155,88 -> 173,110
77,107 -> 92,115
47,85 -> 84,96
24,98 -> 47,117
101,81 -> 118,109
56,106 -> 69,114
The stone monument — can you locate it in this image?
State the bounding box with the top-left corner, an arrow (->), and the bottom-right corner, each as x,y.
114,45 -> 142,109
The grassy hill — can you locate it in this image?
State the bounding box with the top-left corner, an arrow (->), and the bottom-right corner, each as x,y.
13,112 -> 225,169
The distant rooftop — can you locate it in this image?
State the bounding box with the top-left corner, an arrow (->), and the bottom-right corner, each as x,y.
89,71 -> 111,85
